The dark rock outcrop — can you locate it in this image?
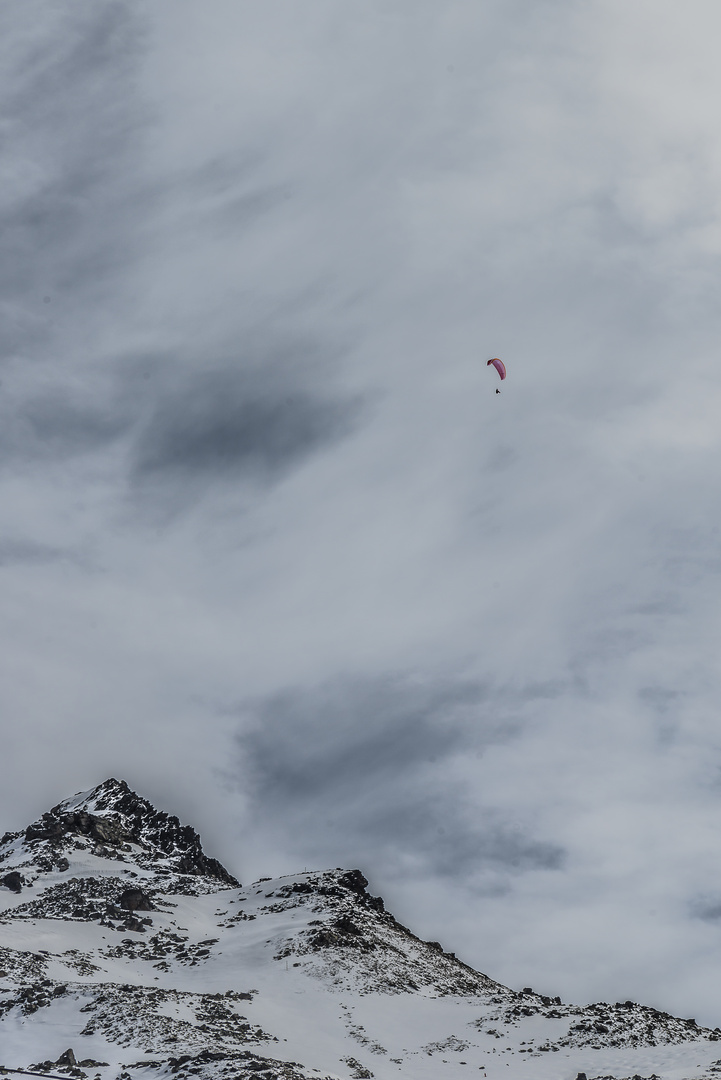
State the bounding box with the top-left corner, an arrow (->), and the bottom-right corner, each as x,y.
338,869 -> 369,894
1,871 -> 23,893
119,887 -> 154,912
26,809 -> 126,845
338,869 -> 384,911
25,814 -> 67,841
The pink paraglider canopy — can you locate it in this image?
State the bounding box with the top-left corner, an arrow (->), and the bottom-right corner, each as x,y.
487,357 -> 506,380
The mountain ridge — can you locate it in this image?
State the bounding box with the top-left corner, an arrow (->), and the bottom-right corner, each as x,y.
2,780 -> 721,1080
12,778 -> 238,886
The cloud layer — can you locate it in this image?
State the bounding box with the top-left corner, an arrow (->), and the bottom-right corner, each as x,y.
234,674 -> 564,882
4,0 -> 721,1028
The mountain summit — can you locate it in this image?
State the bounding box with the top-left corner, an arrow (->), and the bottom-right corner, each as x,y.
16,777 -> 238,886
2,782 -> 721,1080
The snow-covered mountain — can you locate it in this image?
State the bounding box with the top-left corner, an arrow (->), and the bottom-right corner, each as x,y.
2,780 -> 721,1080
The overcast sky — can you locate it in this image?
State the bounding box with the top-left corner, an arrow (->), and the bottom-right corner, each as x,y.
4,0 -> 721,1026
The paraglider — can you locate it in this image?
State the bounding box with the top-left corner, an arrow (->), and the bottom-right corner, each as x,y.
487,357 -> 506,380
487,357 -> 506,393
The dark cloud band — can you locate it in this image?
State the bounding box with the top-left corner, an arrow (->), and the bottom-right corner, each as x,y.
133,372 -> 361,483
234,673 -> 565,881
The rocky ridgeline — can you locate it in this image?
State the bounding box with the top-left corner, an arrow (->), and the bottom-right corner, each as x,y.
3,781 -> 721,1080
0,778 -> 238,887
483,994 -> 721,1054
248,868 -> 506,999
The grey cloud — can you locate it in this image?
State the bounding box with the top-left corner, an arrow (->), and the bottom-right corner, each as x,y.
240,676 -> 486,796
156,149 -> 292,243
0,345 -> 362,513
132,368 -> 362,486
0,539 -> 69,567
217,187 -> 290,229
690,896 -> 721,922
638,687 -> 684,714
630,598 -> 684,617
0,2 -> 148,356
234,674 -> 564,880
20,392 -> 129,459
0,377 -> 134,466
356,795 -> 565,878
518,680 -> 567,701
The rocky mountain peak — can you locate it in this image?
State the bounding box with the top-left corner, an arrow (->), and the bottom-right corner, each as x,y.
14,778 -> 239,887
4,786 -> 721,1080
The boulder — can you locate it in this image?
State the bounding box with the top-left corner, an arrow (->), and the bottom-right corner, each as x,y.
1,871 -> 22,893
125,917 -> 147,932
119,886 -> 154,911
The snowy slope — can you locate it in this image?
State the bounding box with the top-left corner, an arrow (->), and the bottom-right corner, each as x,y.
2,779 -> 721,1080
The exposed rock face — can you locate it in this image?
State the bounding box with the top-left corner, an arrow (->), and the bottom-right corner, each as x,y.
22,778 -> 239,886
26,810 -> 126,846
338,869 -> 384,911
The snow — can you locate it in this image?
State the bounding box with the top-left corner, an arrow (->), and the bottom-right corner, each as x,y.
2,781 -> 721,1080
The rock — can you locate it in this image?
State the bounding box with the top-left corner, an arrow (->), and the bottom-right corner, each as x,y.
1,870 -> 23,892
55,1048 -> 77,1066
91,816 -> 125,845
339,869 -> 369,894
335,915 -> 362,936
338,869 -> 384,911
119,887 -> 154,911
575,1073 -> 587,1080
169,1054 -> 193,1070
25,814 -> 67,841
25,808 -> 127,849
